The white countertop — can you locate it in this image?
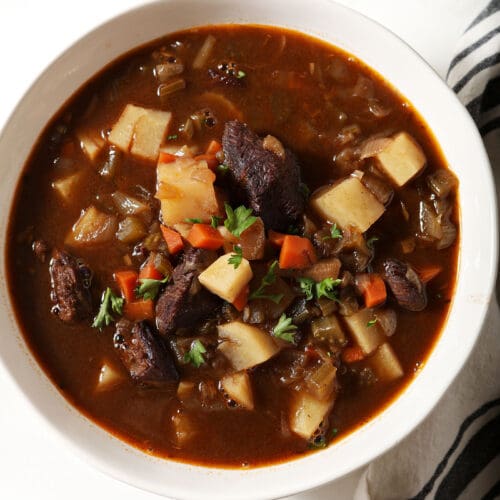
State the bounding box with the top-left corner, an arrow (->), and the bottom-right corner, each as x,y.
0,1 -> 487,498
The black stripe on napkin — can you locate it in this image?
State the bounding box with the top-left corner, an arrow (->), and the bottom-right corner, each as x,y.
468,0 -> 500,30
410,398 -> 500,500
452,52 -> 500,93
482,479 -> 500,500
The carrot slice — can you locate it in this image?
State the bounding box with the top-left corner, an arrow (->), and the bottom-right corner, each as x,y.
268,229 -> 286,247
139,258 -> 163,281
417,265 -> 442,284
114,270 -> 138,303
194,153 -> 219,170
160,225 -> 184,255
279,235 -> 317,269
360,275 -> 387,308
342,345 -> 365,364
158,151 -> 177,163
232,285 -> 249,312
187,223 -> 225,250
206,139 -> 222,155
124,299 -> 155,321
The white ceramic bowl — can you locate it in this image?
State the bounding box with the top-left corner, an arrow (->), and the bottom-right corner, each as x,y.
0,1 -> 497,499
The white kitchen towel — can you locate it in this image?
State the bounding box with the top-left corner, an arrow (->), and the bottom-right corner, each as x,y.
354,1 -> 500,499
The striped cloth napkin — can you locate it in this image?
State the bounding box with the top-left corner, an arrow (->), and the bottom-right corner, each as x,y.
354,1 -> 500,499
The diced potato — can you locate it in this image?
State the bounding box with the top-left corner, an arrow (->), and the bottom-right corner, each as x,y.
77,131 -> 105,160
220,371 -> 254,410
177,380 -> 195,401
172,222 -> 192,239
108,104 -> 148,151
289,390 -> 333,440
343,308 -> 385,355
171,409 -> 196,447
370,343 -> 404,382
311,315 -> 347,347
52,172 -> 83,203
67,206 -> 118,246
95,361 -> 124,391
301,257 -> 341,282
311,177 -> 385,232
130,109 -> 172,161
198,253 -> 253,303
304,361 -> 337,400
217,321 -> 280,370
156,156 -> 221,226
374,132 -> 426,187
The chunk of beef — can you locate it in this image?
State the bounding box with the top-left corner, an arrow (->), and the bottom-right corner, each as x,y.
222,120 -> 304,231
156,248 -> 220,336
208,62 -> 246,87
114,319 -> 178,384
49,249 -> 92,322
383,258 -> 427,311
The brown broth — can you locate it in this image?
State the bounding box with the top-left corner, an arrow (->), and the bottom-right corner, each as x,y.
6,25 -> 458,467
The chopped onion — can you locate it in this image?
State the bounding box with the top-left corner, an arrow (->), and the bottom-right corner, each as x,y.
157,78 -> 186,97
376,309 -> 397,337
155,62 -> 184,82
361,171 -> 394,205
418,201 -> 442,241
368,99 -> 391,118
99,146 -> 121,179
436,219 -> 457,249
427,169 -> 458,198
111,191 -> 150,216
181,117 -> 194,139
192,34 -> 216,69
358,137 -> 392,159
116,216 -> 147,244
335,124 -> 361,146
352,76 -> 374,99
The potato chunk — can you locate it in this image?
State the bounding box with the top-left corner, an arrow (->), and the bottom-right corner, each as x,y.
77,131 -> 105,160
108,104 -> 172,161
370,343 -> 404,382
198,253 -> 253,303
220,371 -> 254,410
343,308 -> 385,355
156,156 -> 221,226
311,177 -> 385,232
217,321 -> 280,370
374,132 -> 426,187
289,390 -> 333,440
95,361 -> 124,392
67,206 -> 118,246
52,172 -> 83,203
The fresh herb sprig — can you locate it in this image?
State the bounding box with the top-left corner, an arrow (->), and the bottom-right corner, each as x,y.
272,314 -> 297,343
224,203 -> 257,237
228,245 -> 243,269
249,260 -> 283,304
184,339 -> 207,368
323,223 -> 343,241
92,288 -> 124,329
297,277 -> 342,302
135,276 -> 169,301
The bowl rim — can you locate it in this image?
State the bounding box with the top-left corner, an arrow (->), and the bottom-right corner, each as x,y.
0,0 -> 497,499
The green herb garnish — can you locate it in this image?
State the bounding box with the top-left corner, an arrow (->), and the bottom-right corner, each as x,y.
92,288 -> 124,329
367,317 -> 378,328
210,215 -> 223,229
185,217 -> 202,224
249,260 -> 283,304
217,163 -> 229,174
224,203 -> 257,237
228,245 -> 243,269
308,436 -> 327,449
366,236 -> 379,250
183,339 -> 207,368
237,70 -> 246,79
297,277 -> 315,300
297,277 -> 341,302
323,223 -> 343,241
167,134 -> 178,140
135,276 -> 169,301
272,314 -> 297,343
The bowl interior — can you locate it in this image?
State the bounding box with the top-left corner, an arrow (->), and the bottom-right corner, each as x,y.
0,1 -> 496,499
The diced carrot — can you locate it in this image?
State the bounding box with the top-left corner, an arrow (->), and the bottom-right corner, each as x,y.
114,270 -> 138,303
187,223 -> 225,250
194,153 -> 219,170
268,229 -> 286,247
360,275 -> 387,308
416,265 -> 442,284
279,235 -> 317,269
342,345 -> 365,364
124,299 -> 155,321
206,139 -> 222,155
160,225 -> 184,255
139,257 -> 163,281
232,285 -> 249,312
158,151 -> 177,163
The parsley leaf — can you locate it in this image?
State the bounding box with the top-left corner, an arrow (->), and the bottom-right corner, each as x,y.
210,215 -> 223,228
185,217 -> 202,224
316,277 -> 342,301
183,339 -> 207,368
249,260 -> 283,304
92,288 -> 124,329
297,277 -> 315,300
366,236 -> 379,249
167,134 -> 178,140
217,163 -> 229,174
323,223 -> 343,241
272,314 -> 297,343
308,435 -> 327,449
135,276 -> 169,301
228,245 -> 243,269
237,70 -> 246,79
367,317 -> 378,328
224,203 -> 257,237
